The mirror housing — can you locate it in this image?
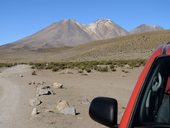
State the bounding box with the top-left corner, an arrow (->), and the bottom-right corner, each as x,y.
89,97 -> 118,127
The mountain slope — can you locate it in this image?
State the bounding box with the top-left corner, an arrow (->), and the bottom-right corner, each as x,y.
2,19 -> 128,49
9,19 -> 98,49
1,30 -> 170,63
86,19 -> 128,39
130,24 -> 163,34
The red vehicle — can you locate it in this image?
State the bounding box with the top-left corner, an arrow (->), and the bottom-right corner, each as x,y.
89,42 -> 170,128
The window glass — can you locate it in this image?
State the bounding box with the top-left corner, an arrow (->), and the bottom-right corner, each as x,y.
132,56 -> 170,127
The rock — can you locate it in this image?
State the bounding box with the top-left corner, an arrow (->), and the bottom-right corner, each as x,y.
81,98 -> 90,105
20,74 -> 24,77
53,82 -> 63,89
124,64 -> 130,68
122,69 -> 129,73
55,100 -> 76,115
28,82 -> 32,85
36,86 -> 53,96
56,100 -> 69,112
121,73 -> 126,77
29,98 -> 41,106
32,70 -> 37,75
31,108 -> 39,116
81,71 -> 88,76
61,107 -> 76,115
65,69 -> 73,74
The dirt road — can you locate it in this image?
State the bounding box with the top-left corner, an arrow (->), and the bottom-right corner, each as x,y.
0,65 -> 34,128
0,77 -> 21,127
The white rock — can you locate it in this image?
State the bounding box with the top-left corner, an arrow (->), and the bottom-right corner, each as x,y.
53,82 -> 63,89
124,64 -> 130,68
56,100 -> 69,112
29,98 -> 41,106
31,108 -> 39,116
65,69 -> 73,74
61,107 -> 76,115
81,71 -> 88,76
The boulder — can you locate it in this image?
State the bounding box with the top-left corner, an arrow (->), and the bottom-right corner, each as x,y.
53,82 -> 63,89
31,108 -> 39,116
65,69 -> 74,74
61,107 -> 76,115
36,86 -> 53,96
81,70 -> 88,76
56,100 -> 69,112
29,98 -> 41,106
124,64 -> 130,68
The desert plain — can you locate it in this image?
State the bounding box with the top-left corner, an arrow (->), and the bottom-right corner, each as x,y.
0,64 -> 143,128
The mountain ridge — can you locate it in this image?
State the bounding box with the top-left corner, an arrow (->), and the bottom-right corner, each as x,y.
130,24 -> 163,34
1,19 -> 165,49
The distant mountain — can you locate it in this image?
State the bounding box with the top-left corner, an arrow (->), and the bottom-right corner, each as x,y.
8,19 -> 98,49
1,19 -> 166,50
2,19 -> 128,49
130,24 -> 163,34
86,19 -> 128,39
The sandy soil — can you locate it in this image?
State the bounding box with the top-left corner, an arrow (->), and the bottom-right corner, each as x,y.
0,65 -> 143,128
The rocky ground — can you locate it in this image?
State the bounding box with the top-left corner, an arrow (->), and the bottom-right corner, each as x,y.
0,65 -> 143,128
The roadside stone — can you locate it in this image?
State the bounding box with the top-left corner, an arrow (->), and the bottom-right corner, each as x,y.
32,70 -> 37,75
122,69 -> 129,73
36,85 -> 54,96
53,82 -> 63,89
20,74 -> 24,77
81,70 -> 88,76
65,69 -> 74,74
124,64 -> 130,69
31,108 -> 39,116
29,98 -> 42,106
61,107 -> 76,115
56,100 -> 69,112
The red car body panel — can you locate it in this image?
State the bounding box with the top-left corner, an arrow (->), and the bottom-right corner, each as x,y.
119,45 -> 164,128
165,44 -> 170,55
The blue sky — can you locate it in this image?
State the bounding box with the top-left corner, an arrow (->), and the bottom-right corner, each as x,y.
0,0 -> 170,45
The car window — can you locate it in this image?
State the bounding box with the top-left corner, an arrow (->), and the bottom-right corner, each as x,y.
131,56 -> 170,128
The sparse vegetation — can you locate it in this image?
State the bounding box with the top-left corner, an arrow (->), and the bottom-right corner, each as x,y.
29,59 -> 146,73
0,63 -> 17,68
1,30 -> 170,63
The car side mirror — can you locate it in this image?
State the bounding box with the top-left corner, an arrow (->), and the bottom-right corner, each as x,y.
89,97 -> 118,128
